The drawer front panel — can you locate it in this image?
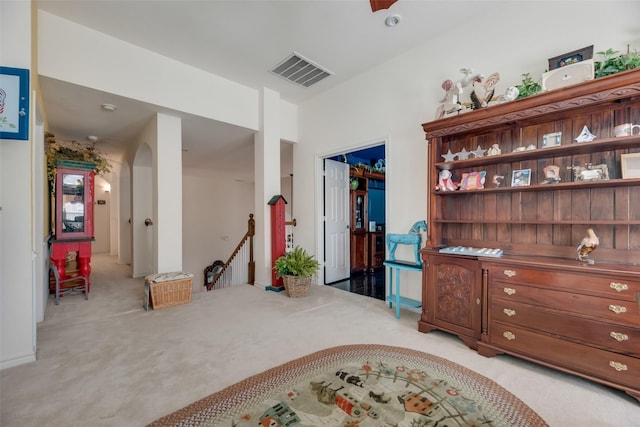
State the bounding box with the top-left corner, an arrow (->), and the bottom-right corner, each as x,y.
487,323 -> 640,390
490,298 -> 640,357
489,283 -> 640,326
486,265 -> 640,301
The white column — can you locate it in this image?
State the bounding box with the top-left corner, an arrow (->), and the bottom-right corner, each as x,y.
155,113 -> 183,273
1,0 -> 36,368
254,88 -> 281,287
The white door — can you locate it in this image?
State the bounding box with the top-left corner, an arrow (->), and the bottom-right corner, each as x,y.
324,159 -> 350,283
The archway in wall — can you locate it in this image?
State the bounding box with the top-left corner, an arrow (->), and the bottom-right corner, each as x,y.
118,162 -> 132,266
93,175 -> 111,254
132,144 -> 154,278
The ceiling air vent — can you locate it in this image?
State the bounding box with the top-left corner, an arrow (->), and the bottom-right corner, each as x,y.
270,52 -> 333,88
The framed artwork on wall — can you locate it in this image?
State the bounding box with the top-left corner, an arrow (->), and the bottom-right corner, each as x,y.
0,66 -> 30,140
548,45 -> 593,70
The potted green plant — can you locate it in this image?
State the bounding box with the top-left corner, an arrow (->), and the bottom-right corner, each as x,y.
515,73 -> 542,99
273,246 -> 320,297
46,132 -> 112,187
594,48 -> 640,79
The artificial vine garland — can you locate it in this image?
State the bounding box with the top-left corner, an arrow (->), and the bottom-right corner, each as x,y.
45,132 -> 112,184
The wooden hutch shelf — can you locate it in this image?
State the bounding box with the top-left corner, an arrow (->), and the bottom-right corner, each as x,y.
419,68 -> 640,402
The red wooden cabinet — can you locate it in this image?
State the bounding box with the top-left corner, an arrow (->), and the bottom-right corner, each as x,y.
54,162 -> 95,240
50,160 -> 95,290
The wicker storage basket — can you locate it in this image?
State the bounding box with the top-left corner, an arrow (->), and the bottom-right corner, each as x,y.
283,275 -> 311,298
145,272 -> 193,309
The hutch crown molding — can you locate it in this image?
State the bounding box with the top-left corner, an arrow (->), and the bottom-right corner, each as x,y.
419,68 -> 640,401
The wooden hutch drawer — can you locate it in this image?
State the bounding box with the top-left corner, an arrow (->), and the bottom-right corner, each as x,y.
486,323 -> 640,391
485,264 -> 640,301
490,298 -> 640,357
489,282 -> 640,326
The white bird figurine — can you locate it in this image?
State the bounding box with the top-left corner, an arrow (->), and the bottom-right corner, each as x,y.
577,228 -> 599,264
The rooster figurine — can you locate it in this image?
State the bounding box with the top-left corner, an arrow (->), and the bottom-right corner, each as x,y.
577,228 -> 599,264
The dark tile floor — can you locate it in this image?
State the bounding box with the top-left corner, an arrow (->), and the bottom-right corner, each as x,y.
326,269 -> 386,301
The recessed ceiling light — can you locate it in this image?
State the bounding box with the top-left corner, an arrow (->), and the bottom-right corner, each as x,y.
385,14 -> 401,27
101,103 -> 117,112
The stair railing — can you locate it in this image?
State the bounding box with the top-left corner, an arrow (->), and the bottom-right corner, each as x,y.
204,214 -> 255,291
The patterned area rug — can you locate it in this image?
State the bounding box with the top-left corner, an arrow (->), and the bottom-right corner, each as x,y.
148,344 -> 547,427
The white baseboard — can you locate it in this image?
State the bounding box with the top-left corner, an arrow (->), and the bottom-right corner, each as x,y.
0,352 -> 36,370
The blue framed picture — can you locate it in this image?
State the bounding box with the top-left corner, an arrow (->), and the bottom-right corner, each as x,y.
548,45 -> 593,70
0,66 -> 30,140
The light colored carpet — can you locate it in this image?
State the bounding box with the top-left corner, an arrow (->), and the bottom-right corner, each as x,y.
1,254 -> 638,426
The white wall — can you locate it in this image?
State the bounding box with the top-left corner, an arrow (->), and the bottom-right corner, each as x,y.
132,141 -> 154,278
93,175 -> 111,254
296,1 -> 640,301
37,11 -> 259,132
154,113 -> 183,274
117,161 -> 132,265
182,168 -> 255,290
37,9 -> 300,288
1,0 -> 36,369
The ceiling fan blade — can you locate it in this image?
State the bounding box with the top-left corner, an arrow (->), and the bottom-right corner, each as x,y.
370,0 -> 398,12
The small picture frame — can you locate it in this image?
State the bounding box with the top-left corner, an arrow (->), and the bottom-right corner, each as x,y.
0,66 -> 30,140
460,171 -> 486,190
542,131 -> 562,148
512,169 -> 531,187
541,165 -> 561,184
548,45 -> 594,70
621,153 -> 640,179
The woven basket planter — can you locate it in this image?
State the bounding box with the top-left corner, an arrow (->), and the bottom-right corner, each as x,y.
283,275 -> 311,298
145,272 -> 193,310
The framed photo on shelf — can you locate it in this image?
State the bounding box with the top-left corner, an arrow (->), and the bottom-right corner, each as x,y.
511,169 -> 531,187
621,153 -> 640,179
460,171 -> 486,190
0,66 -> 30,140
541,165 -> 561,184
548,45 -> 593,70
542,131 -> 562,148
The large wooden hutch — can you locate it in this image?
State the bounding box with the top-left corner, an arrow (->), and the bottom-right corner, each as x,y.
419,69 -> 640,401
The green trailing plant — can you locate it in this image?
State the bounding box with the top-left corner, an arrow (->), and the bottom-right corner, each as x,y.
515,73 -> 542,99
46,132 -> 112,184
594,47 -> 640,79
273,246 -> 320,278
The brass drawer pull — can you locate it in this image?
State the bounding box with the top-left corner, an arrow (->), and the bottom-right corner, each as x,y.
609,282 -> 628,292
609,361 -> 628,372
503,270 -> 516,278
503,308 -> 516,317
503,287 -> 516,296
503,331 -> 516,340
610,332 -> 629,342
608,305 -> 627,314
